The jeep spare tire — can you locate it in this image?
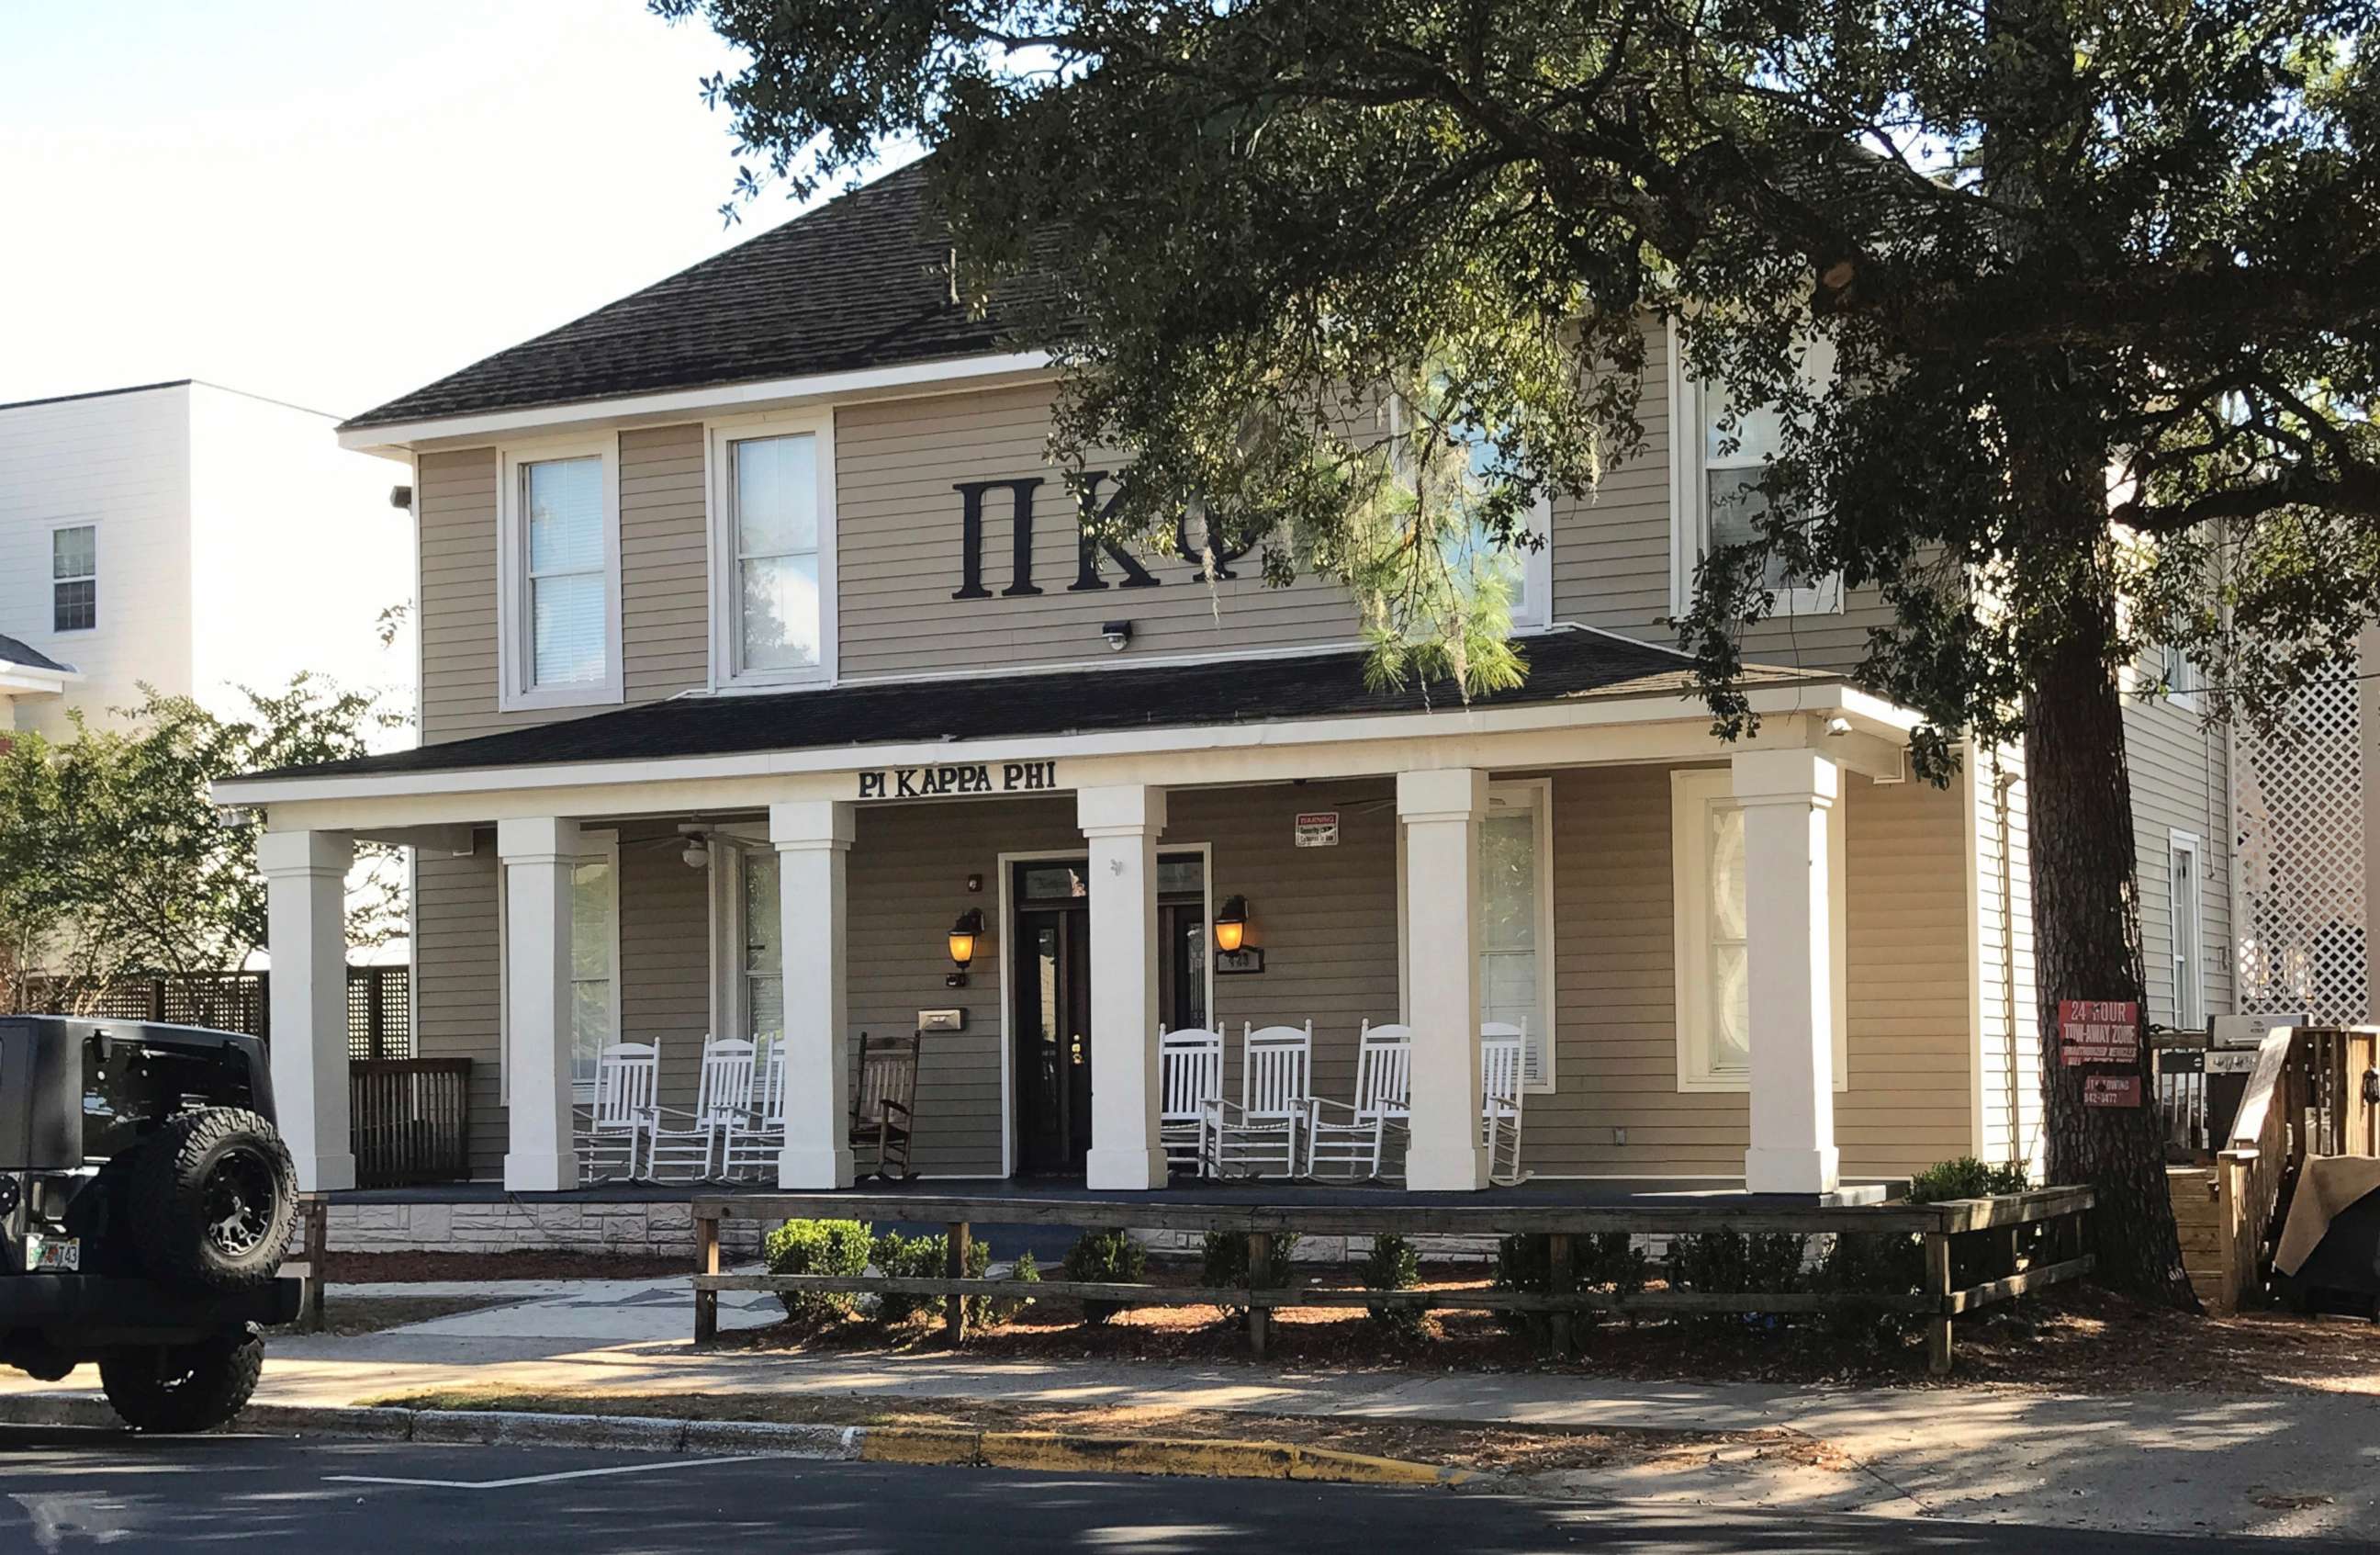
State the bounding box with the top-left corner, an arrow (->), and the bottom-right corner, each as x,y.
128,1108 -> 297,1292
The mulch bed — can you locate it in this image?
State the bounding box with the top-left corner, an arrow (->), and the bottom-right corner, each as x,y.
357,1383 -> 1855,1478
718,1261 -> 2380,1393
323,1250 -> 689,1283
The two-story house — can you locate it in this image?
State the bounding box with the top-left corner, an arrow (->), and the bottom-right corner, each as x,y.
0,379 -> 413,737
219,162 -> 2234,1212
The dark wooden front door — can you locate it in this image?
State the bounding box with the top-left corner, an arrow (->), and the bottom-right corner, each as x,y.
1014,899 -> 1093,1176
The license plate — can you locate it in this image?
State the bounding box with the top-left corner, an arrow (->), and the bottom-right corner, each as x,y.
25,1234 -> 79,1272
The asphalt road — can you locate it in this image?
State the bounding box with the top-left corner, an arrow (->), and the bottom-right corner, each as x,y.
0,1425 -> 2368,1554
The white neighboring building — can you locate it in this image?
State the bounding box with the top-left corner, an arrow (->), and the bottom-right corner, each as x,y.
0,379 -> 413,737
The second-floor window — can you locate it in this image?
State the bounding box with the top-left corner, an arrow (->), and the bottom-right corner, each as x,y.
51,524 -> 96,632
710,411 -> 836,688
498,439 -> 622,711
1668,324 -> 1844,618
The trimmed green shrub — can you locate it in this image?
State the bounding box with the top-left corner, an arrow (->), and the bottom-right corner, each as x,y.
763,1218 -> 872,1324
1811,1231 -> 1926,1343
1359,1233 -> 1425,1337
1201,1231 -> 1303,1322
1061,1230 -> 1148,1324
1667,1229 -> 1809,1332
1494,1232 -> 1647,1340
988,1250 -> 1041,1324
870,1230 -> 993,1325
1908,1156 -> 2032,1203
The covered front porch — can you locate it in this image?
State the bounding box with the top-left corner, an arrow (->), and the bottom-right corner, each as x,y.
226,636 -> 1949,1205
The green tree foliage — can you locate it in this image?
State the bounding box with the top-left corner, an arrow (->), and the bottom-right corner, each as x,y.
0,676 -> 402,1009
650,0 -> 2379,1301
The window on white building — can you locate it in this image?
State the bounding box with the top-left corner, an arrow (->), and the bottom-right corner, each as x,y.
1670,768 -> 1849,1091
1668,324 -> 1843,617
2169,831 -> 2205,1030
51,524 -> 96,633
711,412 -> 836,687
498,441 -> 621,710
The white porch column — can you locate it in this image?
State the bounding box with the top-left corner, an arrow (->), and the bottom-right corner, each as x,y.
499,816 -> 581,1192
1079,783 -> 1168,1190
773,799 -> 856,1189
260,829 -> 354,1192
1398,768 -> 1489,1191
1732,749 -> 1842,1196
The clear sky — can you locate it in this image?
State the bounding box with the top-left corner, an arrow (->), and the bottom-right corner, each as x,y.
0,0 -> 883,418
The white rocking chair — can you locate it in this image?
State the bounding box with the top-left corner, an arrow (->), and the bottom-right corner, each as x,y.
1201,1021 -> 1312,1178
575,1042 -> 657,1183
1481,1021 -> 1527,1187
1159,1026 -> 1224,1177
643,1036 -> 758,1182
1306,1020 -> 1412,1179
720,1035 -> 787,1181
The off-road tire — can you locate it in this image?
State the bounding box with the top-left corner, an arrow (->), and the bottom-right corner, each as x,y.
99,1328 -> 264,1434
127,1108 -> 297,1293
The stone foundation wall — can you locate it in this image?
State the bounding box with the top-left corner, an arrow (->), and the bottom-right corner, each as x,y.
326,1201 -> 764,1258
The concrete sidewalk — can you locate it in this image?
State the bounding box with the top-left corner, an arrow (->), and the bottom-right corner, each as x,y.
6,1277 -> 2374,1543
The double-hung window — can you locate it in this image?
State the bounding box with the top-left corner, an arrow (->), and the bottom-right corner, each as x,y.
1479,781 -> 1555,1089
51,524 -> 96,633
710,411 -> 836,687
2168,831 -> 2205,1030
1389,390 -> 1554,631
498,440 -> 622,710
1668,322 -> 1842,618
1671,768 -> 1848,1091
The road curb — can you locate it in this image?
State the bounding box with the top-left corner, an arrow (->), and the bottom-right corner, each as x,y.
0,1395 -> 1468,1486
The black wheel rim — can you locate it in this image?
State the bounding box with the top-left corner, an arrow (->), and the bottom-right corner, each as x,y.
202,1148 -> 276,1259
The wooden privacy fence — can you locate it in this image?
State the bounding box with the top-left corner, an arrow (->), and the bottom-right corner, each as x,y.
2193,1025 -> 2379,1313
691,1188 -> 2094,1375
350,1057 -> 471,1188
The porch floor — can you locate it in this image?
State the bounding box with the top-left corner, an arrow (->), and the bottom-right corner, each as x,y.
332,1176 -> 1910,1209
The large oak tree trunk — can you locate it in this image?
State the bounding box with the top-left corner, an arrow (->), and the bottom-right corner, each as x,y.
2023,590 -> 2197,1309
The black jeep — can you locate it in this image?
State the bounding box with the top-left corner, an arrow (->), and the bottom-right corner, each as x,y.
0,1016 -> 302,1431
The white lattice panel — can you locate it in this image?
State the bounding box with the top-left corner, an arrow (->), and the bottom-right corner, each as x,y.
2235,655 -> 2369,1024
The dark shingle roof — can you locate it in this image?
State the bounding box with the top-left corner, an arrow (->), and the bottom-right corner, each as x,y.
0,633 -> 73,675
342,163 -> 1016,433
241,631 -> 1827,783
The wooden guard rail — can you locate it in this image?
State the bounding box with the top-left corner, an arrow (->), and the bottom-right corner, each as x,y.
691,1188 -> 2094,1375
2205,1025 -> 2380,1312
350,1057 -> 472,1188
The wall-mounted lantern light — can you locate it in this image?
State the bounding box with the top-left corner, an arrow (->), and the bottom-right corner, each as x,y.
947,908 -> 986,987
1213,895 -> 1251,954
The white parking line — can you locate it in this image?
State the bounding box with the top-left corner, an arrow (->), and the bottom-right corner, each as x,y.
324,1454 -> 780,1491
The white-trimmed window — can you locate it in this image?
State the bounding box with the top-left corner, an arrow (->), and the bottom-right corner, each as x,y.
1670,768 -> 1848,1091
1667,321 -> 1842,618
51,524 -> 96,633
2169,830 -> 2205,1029
497,829 -> 621,1103
1388,394 -> 1554,630
498,439 -> 623,710
2158,642 -> 2203,708
709,411 -> 836,687
1481,780 -> 1556,1089
712,837 -> 784,1043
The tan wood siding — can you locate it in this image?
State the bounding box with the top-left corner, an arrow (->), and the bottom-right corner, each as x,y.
835,387 -> 1363,679
1973,742 -> 2044,1170
1533,764 -> 1973,1178
412,848 -> 504,1173
416,427 -> 706,745
1549,319 -> 1906,677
